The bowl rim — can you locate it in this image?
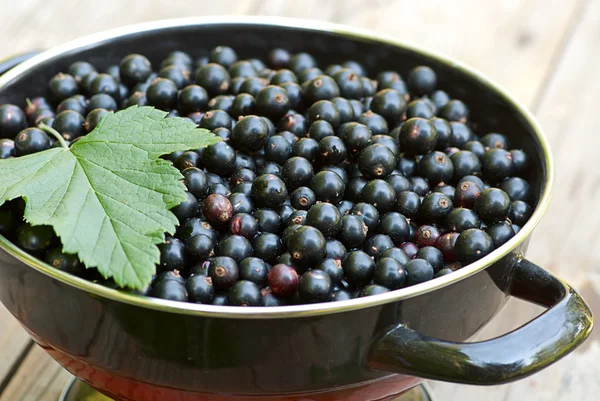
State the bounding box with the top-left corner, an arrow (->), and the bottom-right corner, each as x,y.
0,16 -> 554,319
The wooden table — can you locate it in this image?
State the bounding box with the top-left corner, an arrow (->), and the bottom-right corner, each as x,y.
0,0 -> 598,400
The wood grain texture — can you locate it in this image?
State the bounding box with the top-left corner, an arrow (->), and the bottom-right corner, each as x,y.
0,0 -> 594,400
0,345 -> 71,401
0,306 -> 31,388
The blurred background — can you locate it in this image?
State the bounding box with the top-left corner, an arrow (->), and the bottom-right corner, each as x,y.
0,0 -> 598,400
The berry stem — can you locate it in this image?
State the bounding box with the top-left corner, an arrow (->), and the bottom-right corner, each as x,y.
39,123 -> 68,149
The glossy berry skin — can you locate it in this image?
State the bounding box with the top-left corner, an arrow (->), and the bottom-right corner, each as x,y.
186,275 -> 214,303
298,270 -> 332,303
437,232 -> 459,262
309,171 -> 345,204
211,294 -> 229,306
454,180 -> 482,209
89,73 -> 120,99
174,150 -> 200,171
202,141 -> 236,175
208,256 -> 239,290
0,139 -> 14,159
229,280 -> 262,306
358,179 -> 395,214
445,207 -> 480,232
420,193 -> 453,223
186,234 -> 214,261
119,54 -> 152,86
58,95 -> 88,115
215,235 -> 253,263
48,73 -> 79,101
292,138 -> 318,162
202,194 -> 233,225
251,174 -> 288,208
370,89 -> 407,124
52,110 -> 85,141
395,191 -> 421,219
228,213 -> 258,239
45,247 -> 83,275
307,120 -> 334,142
449,151 -> 481,182
14,128 -> 50,156
256,85 -> 291,120
356,111 -> 388,136
146,78 -> 178,110
171,191 -> 198,221
419,151 -> 454,184
325,239 -> 347,261
151,273 -> 188,302
254,208 -> 282,234
500,177 -> 531,202
264,135 -> 291,164
290,186 -> 316,210
304,75 -> 340,104
373,257 -> 406,290
307,100 -> 341,128
0,104 -> 27,139
231,115 -> 269,152
429,118 -> 451,150
399,118 -> 438,156
406,99 -> 435,119
252,232 -> 283,264
178,85 -> 209,113
84,108 -> 110,132
357,144 -> 396,179
439,99 -> 469,122
481,133 -> 509,149
339,122 -> 372,156
157,237 -> 187,272
305,202 -> 342,238
455,228 -> 494,265
229,192 -> 254,215
317,136 -> 347,165
434,268 -> 454,278
404,259 -> 434,286
379,247 -> 411,265
179,218 -> 217,243
378,212 -> 410,245
195,63 -> 231,96
359,285 -> 390,297
281,157 -> 314,190
486,221 -> 516,248
407,66 -> 437,95
343,250 -> 375,287
399,242 -> 419,259
351,202 -> 380,233
209,46 -> 238,67
288,226 -> 326,267
510,149 -> 528,176
268,264 -> 299,297
509,200 -> 532,226
315,258 -> 344,284
364,234 -> 394,258
416,246 -> 444,273
268,48 -> 291,69
475,188 -> 511,223
482,149 -> 514,183
239,257 -> 269,286
414,225 -> 441,248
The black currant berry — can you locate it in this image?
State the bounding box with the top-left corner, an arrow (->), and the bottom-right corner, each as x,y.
455,228 -> 494,265
399,117 -> 438,155
373,257 -> 406,289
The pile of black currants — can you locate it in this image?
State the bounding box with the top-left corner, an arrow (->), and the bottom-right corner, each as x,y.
0,45 -> 533,306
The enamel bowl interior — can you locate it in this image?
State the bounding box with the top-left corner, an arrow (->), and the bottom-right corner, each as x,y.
0,17 -> 552,318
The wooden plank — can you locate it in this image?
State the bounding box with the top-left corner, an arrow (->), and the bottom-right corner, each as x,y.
0,306 -> 31,389
0,0 -> 589,400
431,0 -> 600,399
0,345 -> 71,401
253,0 -> 583,106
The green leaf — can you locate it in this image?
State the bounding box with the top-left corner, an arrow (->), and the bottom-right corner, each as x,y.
0,106 -> 220,289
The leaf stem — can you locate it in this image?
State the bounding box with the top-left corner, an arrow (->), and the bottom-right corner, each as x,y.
39,123 -> 68,149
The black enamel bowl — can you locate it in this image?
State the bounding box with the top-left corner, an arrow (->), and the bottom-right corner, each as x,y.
0,17 -> 593,401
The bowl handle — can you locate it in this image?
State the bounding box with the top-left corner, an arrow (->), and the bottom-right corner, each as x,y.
367,257 -> 593,384
0,52 -> 40,76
